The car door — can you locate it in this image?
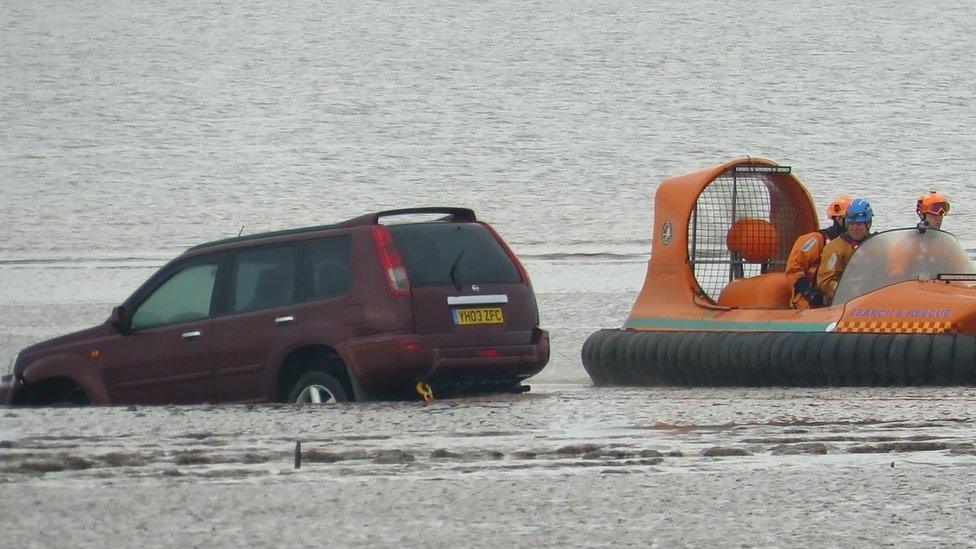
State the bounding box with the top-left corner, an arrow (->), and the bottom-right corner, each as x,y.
209,243 -> 303,402
100,256 -> 222,404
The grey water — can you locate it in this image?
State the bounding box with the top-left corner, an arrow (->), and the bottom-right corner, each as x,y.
2,0 -> 976,545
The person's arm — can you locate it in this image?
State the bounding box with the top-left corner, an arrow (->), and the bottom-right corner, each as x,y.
785,234 -> 820,285
787,233 -> 826,307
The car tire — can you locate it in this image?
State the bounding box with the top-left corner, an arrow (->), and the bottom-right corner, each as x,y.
287,371 -> 349,404
21,380 -> 89,407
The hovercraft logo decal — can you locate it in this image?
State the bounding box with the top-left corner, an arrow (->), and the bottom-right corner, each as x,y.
661,221 -> 673,245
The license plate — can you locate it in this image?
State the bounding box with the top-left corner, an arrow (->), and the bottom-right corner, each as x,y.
452,307 -> 504,325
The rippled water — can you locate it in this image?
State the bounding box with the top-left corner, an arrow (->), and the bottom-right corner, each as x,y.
3,0 -> 976,545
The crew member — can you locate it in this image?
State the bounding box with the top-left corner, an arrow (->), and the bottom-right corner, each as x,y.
816,198 -> 874,305
785,195 -> 852,309
916,191 -> 950,230
886,191 -> 958,279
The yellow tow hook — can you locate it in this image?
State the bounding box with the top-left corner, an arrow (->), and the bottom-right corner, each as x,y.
415,380 -> 434,403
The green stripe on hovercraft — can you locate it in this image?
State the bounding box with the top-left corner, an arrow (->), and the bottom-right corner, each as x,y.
623,317 -> 831,332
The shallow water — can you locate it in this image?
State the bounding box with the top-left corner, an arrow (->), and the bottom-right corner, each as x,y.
3,0 -> 976,545
5,386 -> 976,484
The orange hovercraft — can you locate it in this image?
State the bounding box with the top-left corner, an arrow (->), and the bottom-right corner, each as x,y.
582,157 -> 976,386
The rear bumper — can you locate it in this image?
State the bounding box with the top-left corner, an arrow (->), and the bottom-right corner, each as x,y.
340,328 -> 550,398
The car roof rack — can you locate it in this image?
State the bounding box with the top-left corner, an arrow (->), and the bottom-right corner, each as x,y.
338,207 -> 477,227
186,207 -> 477,252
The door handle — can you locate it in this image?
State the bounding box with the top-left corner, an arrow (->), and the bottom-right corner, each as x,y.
182,331 -> 202,340
274,315 -> 295,325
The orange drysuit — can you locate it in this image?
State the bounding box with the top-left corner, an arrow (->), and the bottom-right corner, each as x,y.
816,233 -> 866,305
785,225 -> 843,309
786,232 -> 826,309
886,231 -> 972,279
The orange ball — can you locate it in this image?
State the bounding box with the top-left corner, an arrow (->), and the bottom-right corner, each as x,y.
726,219 -> 779,262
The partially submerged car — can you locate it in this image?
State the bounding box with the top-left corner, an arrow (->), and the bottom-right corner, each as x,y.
1,207 -> 549,405
583,158 -> 976,386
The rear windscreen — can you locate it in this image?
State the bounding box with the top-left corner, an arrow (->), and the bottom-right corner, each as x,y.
389,223 -> 521,287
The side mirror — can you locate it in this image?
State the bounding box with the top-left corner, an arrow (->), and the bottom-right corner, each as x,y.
110,306 -> 130,334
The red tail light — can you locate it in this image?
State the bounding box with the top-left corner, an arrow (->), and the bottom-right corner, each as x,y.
480,222 -> 529,283
478,348 -> 500,358
372,226 -> 411,295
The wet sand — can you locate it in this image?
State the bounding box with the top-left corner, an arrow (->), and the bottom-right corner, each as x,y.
3,385 -> 976,546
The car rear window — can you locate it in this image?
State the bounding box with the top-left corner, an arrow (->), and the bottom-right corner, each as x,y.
389,223 -> 521,287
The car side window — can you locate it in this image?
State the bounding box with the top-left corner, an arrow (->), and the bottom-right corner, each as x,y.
230,245 -> 300,313
130,262 -> 219,330
305,236 -> 352,300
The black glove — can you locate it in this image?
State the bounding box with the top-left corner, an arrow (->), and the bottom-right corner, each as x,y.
803,288 -> 825,307
794,277 -> 825,308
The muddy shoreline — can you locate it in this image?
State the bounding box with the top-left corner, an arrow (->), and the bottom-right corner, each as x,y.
3,385 -> 976,545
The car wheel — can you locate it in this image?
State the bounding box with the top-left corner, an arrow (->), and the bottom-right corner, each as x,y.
20,380 -> 89,407
287,371 -> 349,404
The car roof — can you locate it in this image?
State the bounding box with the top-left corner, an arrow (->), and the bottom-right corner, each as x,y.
183,207 -> 477,255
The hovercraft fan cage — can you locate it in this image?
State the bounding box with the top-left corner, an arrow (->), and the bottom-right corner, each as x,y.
689,165 -> 808,302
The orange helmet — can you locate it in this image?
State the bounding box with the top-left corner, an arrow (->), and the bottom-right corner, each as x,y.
825,195 -> 853,220
917,191 -> 950,217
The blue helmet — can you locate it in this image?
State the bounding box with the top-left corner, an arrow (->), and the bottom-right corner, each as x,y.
845,198 -> 873,223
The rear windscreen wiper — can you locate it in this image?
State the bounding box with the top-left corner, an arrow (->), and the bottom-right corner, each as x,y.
448,238 -> 471,290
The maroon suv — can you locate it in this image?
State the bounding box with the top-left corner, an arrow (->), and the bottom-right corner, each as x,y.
1,208 -> 549,405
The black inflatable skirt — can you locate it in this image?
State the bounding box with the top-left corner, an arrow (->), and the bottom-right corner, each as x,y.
581,329 -> 976,387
